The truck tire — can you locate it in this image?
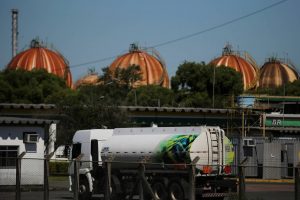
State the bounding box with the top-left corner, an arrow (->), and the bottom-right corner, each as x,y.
79,177 -> 92,200
168,181 -> 184,200
151,181 -> 168,200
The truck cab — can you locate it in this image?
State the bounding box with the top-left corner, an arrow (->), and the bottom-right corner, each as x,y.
69,129 -> 113,199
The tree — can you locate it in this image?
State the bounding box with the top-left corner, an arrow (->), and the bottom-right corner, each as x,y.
0,69 -> 71,104
126,85 -> 174,107
211,66 -> 243,95
55,82 -> 131,145
55,93 -> 128,145
254,79 -> 300,96
285,80 -> 300,96
171,61 -> 243,108
100,65 -> 142,89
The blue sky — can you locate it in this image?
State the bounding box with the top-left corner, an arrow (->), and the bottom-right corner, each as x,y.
0,0 -> 299,82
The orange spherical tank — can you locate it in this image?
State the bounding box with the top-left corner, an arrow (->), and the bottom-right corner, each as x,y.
258,59 -> 299,88
210,53 -> 258,91
74,73 -> 100,89
7,40 -> 72,88
109,45 -> 169,88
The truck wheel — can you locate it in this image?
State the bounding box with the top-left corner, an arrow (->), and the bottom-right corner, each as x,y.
79,177 -> 92,200
168,181 -> 184,200
152,181 -> 168,200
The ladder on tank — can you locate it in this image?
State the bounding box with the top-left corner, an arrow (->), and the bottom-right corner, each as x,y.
209,128 -> 224,174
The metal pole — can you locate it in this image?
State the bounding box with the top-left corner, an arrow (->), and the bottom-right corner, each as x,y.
238,165 -> 246,200
16,157 -> 21,200
134,89 -> 137,106
139,178 -> 144,200
295,164 -> 300,200
212,66 -> 216,108
242,110 -> 245,138
44,152 -> 54,200
104,161 -> 111,200
189,163 -> 196,200
73,154 -> 83,200
44,159 -> 49,200
16,152 -> 25,200
11,9 -> 18,58
139,164 -> 158,200
263,113 -> 266,137
73,160 -> 79,200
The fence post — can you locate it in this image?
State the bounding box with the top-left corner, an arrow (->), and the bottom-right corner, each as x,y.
238,165 -> 246,200
189,164 -> 196,200
44,152 -> 54,200
16,152 -> 26,200
189,157 -> 199,200
44,158 -> 49,200
73,159 -> 79,200
73,154 -> 83,200
139,164 -> 158,200
139,176 -> 144,200
104,161 -> 111,200
295,164 -> 300,200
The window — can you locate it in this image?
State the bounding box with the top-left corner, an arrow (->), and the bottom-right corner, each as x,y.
71,143 -> 81,159
0,146 -> 18,168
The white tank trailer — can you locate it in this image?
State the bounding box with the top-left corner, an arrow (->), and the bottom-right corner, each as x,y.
69,126 -> 237,200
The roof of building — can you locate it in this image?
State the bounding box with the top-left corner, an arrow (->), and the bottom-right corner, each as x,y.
120,106 -> 234,114
0,103 -> 56,109
0,117 -> 57,125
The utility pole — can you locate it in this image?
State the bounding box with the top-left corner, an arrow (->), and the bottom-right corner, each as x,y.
212,66 -> 216,108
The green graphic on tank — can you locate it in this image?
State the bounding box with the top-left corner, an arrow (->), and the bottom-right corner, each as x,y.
155,134 -> 197,164
224,137 -> 234,165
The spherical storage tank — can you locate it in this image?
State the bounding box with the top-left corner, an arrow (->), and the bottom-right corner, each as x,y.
109,44 -> 169,88
258,58 -> 299,88
7,39 -> 72,87
74,73 -> 100,89
210,45 -> 259,90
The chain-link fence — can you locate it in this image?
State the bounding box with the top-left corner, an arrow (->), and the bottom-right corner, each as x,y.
1,156 -> 300,200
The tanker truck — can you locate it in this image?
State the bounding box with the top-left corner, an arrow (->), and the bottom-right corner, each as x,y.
69,126 -> 237,200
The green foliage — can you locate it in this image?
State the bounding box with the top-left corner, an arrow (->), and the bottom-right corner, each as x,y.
283,79 -> 300,96
55,83 -> 130,145
49,161 -> 69,175
171,61 -> 243,108
254,80 -> 300,96
177,92 -> 211,107
100,65 -> 142,89
126,85 -> 175,107
0,69 -> 70,104
212,65 -> 243,96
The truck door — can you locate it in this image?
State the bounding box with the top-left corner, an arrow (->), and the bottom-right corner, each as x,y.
91,140 -> 99,170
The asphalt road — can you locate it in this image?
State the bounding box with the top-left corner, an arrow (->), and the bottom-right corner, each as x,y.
0,182 -> 295,200
245,182 -> 294,200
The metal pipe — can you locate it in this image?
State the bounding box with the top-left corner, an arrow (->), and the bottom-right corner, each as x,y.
11,9 -> 18,58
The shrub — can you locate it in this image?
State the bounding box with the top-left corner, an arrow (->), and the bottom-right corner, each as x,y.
49,161 -> 69,175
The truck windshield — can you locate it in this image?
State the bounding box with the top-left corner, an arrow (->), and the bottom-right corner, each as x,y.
71,143 -> 81,159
